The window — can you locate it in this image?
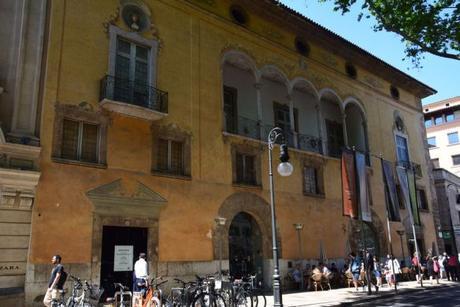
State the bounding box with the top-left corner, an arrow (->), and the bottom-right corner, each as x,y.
434,115 -> 443,125
107,26 -> 159,106
61,119 -> 99,163
456,194 -> 460,204
303,166 -> 318,195
448,132 -> 459,144
417,189 -> 429,210
424,119 -> 432,128
452,154 -> 460,165
396,185 -> 406,209
223,86 -> 238,134
326,119 -> 344,158
235,153 -> 256,185
427,137 -> 436,147
114,38 -> 150,105
431,158 -> 440,168
446,113 -> 455,122
273,102 -> 298,146
157,139 -> 184,175
52,104 -> 108,166
395,135 -> 409,163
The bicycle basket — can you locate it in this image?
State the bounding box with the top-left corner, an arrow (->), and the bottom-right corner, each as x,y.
87,285 -> 104,304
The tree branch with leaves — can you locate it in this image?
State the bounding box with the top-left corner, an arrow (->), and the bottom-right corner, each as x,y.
320,0 -> 460,65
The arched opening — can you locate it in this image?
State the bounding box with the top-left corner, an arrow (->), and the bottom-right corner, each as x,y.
345,101 -> 369,162
259,65 -> 291,144
228,212 -> 263,280
291,79 -> 322,153
320,90 -> 344,158
356,222 -> 380,256
222,51 -> 258,138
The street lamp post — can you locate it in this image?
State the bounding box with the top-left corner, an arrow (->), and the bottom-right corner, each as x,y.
396,230 -> 405,265
293,223 -> 304,289
215,216 -> 227,280
268,127 -> 294,307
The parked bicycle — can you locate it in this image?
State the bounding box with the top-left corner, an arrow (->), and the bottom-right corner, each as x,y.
143,277 -> 168,307
66,275 -> 104,307
105,282 -> 132,307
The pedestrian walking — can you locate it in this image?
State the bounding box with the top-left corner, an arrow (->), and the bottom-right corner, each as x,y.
439,252 -> 448,279
447,254 -> 459,281
133,252 -> 149,295
43,255 -> 67,307
373,255 -> 383,287
428,256 -> 440,285
349,252 -> 362,291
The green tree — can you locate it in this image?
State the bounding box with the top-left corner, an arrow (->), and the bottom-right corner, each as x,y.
320,0 -> 459,64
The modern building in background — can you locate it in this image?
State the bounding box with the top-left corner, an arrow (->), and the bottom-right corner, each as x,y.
424,97 -> 460,255
0,0 -> 47,301
0,0 -> 442,305
424,97 -> 460,175
432,168 -> 460,255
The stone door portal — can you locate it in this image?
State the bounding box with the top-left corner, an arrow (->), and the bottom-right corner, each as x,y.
100,226 -> 148,299
228,212 -> 263,281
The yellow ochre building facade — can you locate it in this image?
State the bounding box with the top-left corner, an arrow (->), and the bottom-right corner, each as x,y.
24,0 -> 440,303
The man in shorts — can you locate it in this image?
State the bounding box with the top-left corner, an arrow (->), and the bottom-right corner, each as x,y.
43,255 -> 66,307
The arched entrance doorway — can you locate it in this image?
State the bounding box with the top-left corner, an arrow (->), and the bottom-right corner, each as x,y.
229,212 -> 263,280
356,222 -> 380,256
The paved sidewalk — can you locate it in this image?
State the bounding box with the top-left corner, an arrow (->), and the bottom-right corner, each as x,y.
263,280 -> 458,306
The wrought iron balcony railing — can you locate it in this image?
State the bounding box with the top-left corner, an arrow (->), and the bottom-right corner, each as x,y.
224,114 -> 323,154
397,160 -> 423,177
100,75 -> 168,113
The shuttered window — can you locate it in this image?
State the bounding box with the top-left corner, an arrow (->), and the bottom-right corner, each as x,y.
61,119 -> 99,163
157,139 -> 184,175
235,153 -> 256,185
303,166 -> 318,195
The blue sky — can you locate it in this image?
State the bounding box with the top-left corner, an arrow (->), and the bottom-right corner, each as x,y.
279,0 -> 459,104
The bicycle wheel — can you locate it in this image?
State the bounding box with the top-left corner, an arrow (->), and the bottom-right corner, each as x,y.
253,293 -> 265,307
192,293 -> 226,307
235,291 -> 252,307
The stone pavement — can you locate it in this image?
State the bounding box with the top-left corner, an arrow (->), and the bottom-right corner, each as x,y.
263,280 -> 458,306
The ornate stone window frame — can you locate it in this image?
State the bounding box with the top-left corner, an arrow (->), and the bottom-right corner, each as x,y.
151,124 -> 192,178
108,25 -> 159,86
52,104 -> 109,167
231,142 -> 262,187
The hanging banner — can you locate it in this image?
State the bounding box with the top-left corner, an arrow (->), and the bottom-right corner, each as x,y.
355,151 -> 372,222
341,149 -> 358,218
396,166 -> 419,226
407,168 -> 421,226
381,159 -> 401,221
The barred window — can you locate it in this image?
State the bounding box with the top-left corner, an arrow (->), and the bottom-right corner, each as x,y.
235,153 -> 256,185
61,119 -> 99,163
303,166 -> 318,195
417,189 -> 429,210
157,139 -> 184,175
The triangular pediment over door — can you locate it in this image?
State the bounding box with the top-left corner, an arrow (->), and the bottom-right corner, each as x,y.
86,179 -> 167,218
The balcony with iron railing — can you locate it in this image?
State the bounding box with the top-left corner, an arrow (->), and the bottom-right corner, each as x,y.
397,160 -> 423,177
99,75 -> 168,121
224,115 -> 323,154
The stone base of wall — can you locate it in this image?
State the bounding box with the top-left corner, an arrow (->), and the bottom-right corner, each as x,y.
0,292 -> 24,307
24,258 -> 347,305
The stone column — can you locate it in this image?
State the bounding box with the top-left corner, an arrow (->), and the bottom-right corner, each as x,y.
342,112 -> 349,147
287,93 -> 298,148
254,82 -> 264,140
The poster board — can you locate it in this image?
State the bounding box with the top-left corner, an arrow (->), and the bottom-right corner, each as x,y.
114,245 -> 133,272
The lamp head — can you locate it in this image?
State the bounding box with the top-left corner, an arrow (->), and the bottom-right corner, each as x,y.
278,144 -> 293,176
293,223 -> 304,230
215,216 -> 226,226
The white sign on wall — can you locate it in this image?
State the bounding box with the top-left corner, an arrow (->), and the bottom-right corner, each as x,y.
114,245 -> 133,272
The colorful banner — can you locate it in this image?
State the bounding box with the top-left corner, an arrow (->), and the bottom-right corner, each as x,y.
381,159 -> 401,222
407,168 -> 421,225
355,151 -> 372,222
396,166 -> 421,226
341,149 -> 358,218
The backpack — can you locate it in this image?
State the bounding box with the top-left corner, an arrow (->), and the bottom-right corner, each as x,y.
57,269 -> 67,289
434,261 -> 439,273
